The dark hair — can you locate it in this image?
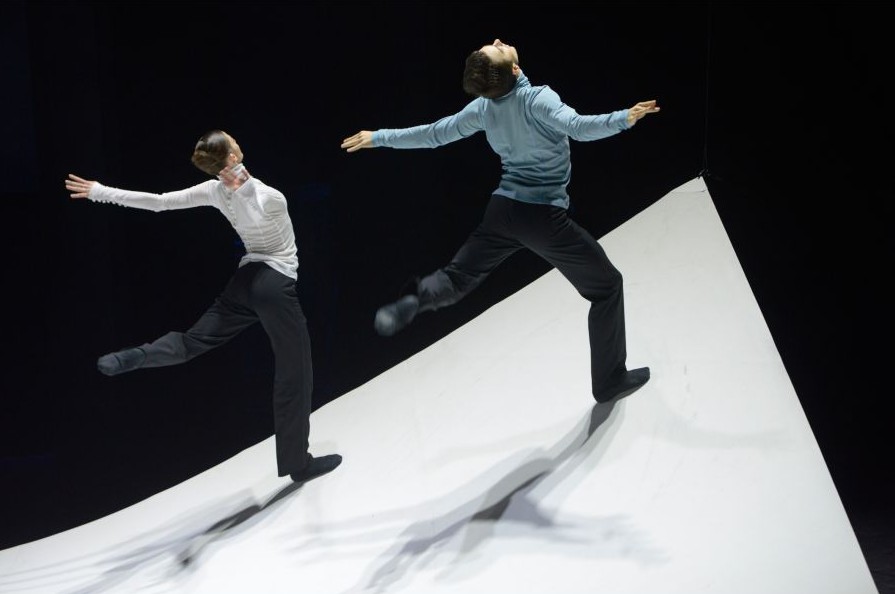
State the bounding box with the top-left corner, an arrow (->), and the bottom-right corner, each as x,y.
462,50 -> 516,99
191,130 -> 231,176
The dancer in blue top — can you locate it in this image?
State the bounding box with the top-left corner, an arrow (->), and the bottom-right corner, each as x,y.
341,39 -> 660,403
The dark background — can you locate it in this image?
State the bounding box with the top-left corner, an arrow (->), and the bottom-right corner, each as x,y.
2,1 -> 891,590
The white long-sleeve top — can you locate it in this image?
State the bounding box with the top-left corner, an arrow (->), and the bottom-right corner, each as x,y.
88,176 -> 299,280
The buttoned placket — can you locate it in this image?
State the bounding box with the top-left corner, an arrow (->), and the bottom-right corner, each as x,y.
223,187 -> 238,227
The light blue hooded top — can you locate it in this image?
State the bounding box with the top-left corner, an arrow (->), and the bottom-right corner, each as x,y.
371,71 -> 631,209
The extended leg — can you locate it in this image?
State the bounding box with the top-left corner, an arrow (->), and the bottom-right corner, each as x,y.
97,272 -> 258,376
374,195 -> 523,336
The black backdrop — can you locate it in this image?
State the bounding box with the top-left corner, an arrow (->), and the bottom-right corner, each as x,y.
2,1 -> 891,585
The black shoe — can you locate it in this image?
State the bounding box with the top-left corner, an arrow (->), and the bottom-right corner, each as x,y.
374,295 -> 419,337
290,454 -> 342,484
594,367 -> 650,403
97,347 -> 146,376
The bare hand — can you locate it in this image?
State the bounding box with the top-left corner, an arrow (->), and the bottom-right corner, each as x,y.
66,173 -> 96,199
218,164 -> 250,191
341,131 -> 375,153
626,100 -> 661,127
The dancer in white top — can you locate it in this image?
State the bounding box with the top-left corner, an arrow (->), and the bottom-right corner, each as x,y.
65,130 -> 341,484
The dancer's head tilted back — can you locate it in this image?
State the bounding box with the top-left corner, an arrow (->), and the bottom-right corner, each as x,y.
191,130 -> 243,176
462,39 -> 521,99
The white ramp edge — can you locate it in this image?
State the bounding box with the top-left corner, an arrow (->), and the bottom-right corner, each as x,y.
0,177 -> 878,594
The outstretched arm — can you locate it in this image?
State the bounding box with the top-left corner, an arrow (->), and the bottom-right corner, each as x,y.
64,173 -> 214,212
341,100 -> 485,153
534,87 -> 660,141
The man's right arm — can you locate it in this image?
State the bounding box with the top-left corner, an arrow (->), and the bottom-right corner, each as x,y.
341,100 -> 484,152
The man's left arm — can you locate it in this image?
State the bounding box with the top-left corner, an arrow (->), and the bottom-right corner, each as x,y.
535,88 -> 659,141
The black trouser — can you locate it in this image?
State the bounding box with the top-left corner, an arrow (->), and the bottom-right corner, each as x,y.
137,262 -> 312,476
416,195 -> 627,395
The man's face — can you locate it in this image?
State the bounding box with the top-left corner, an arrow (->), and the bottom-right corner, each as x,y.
480,39 -> 519,67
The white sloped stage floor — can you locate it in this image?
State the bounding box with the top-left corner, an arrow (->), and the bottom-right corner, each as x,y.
0,177 -> 878,593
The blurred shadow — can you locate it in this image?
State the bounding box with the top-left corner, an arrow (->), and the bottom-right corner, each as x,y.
277,391 -> 664,593
0,479 -> 303,594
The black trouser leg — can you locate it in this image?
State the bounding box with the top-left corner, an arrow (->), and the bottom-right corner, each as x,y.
136,263 -> 312,476
416,196 -> 523,312
139,274 -> 258,368
512,201 -> 627,395
415,195 -> 626,396
251,266 -> 313,476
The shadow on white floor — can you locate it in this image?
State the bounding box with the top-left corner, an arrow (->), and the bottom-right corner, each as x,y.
0,178 -> 878,593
